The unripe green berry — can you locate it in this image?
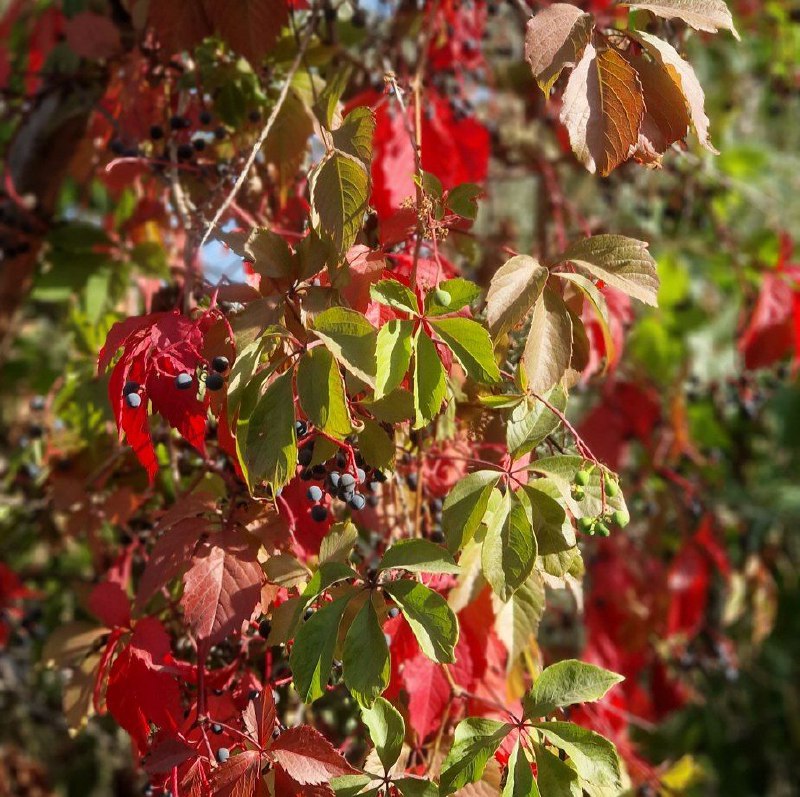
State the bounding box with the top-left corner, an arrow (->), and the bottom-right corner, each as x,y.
595,522 -> 611,537
574,469 -> 590,486
572,486 -> 585,500
433,289 -> 451,306
577,516 -> 594,533
605,479 -> 619,497
612,509 -> 629,528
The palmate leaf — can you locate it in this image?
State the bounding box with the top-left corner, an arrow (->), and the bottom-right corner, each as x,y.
559,43 -> 645,176
378,538 -> 460,575
633,30 -> 717,153
332,106 -> 376,164
552,235 -> 659,307
290,591 -> 354,703
375,319 -> 413,398
412,331 -> 447,429
423,278 -> 482,316
297,347 -> 353,439
441,469 -> 500,552
242,368 -> 297,491
313,306 -> 378,386
310,149 -> 370,256
370,279 -> 418,314
524,660 -> 624,718
439,718 -> 513,795
524,3 -> 594,94
503,741 -> 540,797
486,254 -> 548,338
482,490 -> 537,601
361,697 -> 405,771
342,598 -> 390,707
522,287 -> 573,395
533,744 -> 582,797
622,0 -> 740,39
430,317 -> 501,384
506,385 -> 567,459
382,579 -> 458,663
532,722 -> 623,794
493,569 -> 545,668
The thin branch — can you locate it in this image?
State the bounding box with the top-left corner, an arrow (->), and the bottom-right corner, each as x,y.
198,18 -> 316,251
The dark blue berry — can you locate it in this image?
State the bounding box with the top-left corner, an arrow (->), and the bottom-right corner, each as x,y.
192,138 -> 206,151
298,445 -> 313,466
348,493 -> 366,511
216,747 -> 230,763
175,372 -> 193,390
307,485 -> 323,502
407,472 -> 418,490
29,396 -> 45,411
368,481 -> 381,493
328,471 -> 341,488
258,620 -> 271,639
388,607 -> 400,619
123,381 -> 140,396
312,464 -> 327,478
356,468 -> 366,484
367,495 -> 379,507
340,473 -> 355,489
300,469 -> 313,481
126,393 -> 142,409
295,420 -> 307,437
200,110 -> 212,125
150,125 -> 164,140
206,372 -> 224,391
311,505 -> 328,522
212,355 -> 229,373
211,723 -> 223,734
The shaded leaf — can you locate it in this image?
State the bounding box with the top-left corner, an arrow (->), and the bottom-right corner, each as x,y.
622,0 -> 739,39
378,539 -> 460,574
442,470 -> 500,552
271,725 -> 360,784
486,255 -> 548,338
297,347 -> 354,439
523,288 -> 573,395
412,332 -> 447,429
361,698 -> 405,771
313,307 -> 378,386
439,718 -> 513,795
343,599 -> 390,707
525,4 -> 594,94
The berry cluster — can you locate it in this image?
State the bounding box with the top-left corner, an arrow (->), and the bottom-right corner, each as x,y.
122,356 -> 230,409
295,426 -> 386,522
572,468 -> 629,536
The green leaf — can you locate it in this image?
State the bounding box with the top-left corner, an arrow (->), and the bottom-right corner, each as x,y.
370,279 -> 418,314
291,591 -> 354,703
533,722 -> 623,793
482,491 -> 537,601
506,386 -> 567,459
442,470 -> 500,552
445,183 -> 482,220
361,697 -> 405,771
524,661 -> 624,718
394,777 -> 438,797
522,288 -> 573,395
528,456 -> 628,520
375,319 -> 413,398
503,742 -> 540,797
301,561 -> 357,604
343,598 -> 390,707
313,307 -> 377,386
358,418 -> 395,471
424,278 -> 482,316
310,149 -> 370,256
439,718 -> 513,795
243,227 -> 294,279
412,332 -> 447,429
319,521 -> 359,565
363,388 -> 414,423
314,67 -> 352,129
382,580 -> 458,663
297,347 -> 354,439
486,255 -> 548,338
553,235 -> 659,307
378,539 -> 460,575
242,369 -> 297,491
519,481 -> 575,555
332,106 -> 376,164
493,569 -> 545,667
430,317 -> 500,384
227,338 -> 266,423
331,774 -> 375,797
532,744 -> 581,797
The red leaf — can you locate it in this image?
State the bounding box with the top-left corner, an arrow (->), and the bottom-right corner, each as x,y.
207,1 -> 289,66
243,688 -> 277,747
210,750 -> 264,797
135,517 -> 209,613
88,581 -> 130,629
180,527 -> 264,647
105,618 -> 182,752
273,766 -> 335,797
270,726 -> 358,785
